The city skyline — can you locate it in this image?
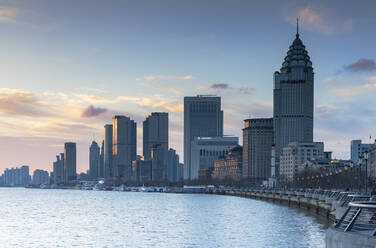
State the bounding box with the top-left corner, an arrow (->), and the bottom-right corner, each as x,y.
1,0 -> 376,173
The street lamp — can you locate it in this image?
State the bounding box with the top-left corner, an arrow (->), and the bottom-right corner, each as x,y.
365,151 -> 369,194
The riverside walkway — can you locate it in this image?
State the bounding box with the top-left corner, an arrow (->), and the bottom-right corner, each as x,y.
205,187 -> 376,248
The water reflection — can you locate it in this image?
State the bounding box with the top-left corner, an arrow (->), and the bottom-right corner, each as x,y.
0,188 -> 330,247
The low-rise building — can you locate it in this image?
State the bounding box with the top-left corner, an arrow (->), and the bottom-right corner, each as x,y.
213,146 -> 242,181
190,136 -> 239,180
279,142 -> 324,182
131,157 -> 152,183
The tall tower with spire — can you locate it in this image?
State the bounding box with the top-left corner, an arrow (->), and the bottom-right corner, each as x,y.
273,20 -> 314,176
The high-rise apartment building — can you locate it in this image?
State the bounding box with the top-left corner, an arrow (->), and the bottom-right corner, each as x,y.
273,26 -> 314,176
64,142 -> 77,182
143,112 -> 168,178
242,118 -> 274,185
184,95 -> 223,180
112,116 -> 137,180
20,165 -> 30,186
32,169 -> 50,185
89,140 -> 100,179
104,124 -> 113,179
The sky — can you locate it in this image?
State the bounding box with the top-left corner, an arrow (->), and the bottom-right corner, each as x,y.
1,0 -> 376,174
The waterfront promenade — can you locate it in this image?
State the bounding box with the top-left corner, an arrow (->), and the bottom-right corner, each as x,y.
205,187 -> 376,248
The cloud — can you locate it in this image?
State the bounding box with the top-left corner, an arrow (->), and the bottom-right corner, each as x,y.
202,83 -> 254,95
324,74 -> 376,101
344,58 -> 376,72
183,75 -> 195,80
314,104 -> 376,159
81,105 -> 107,117
140,82 -> 183,96
285,5 -> 354,35
0,88 -> 48,116
137,75 -> 195,82
74,93 -> 183,113
0,6 -> 19,24
75,87 -> 107,93
210,83 -> 229,89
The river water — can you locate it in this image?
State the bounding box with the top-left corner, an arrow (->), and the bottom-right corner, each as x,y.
0,188 -> 330,247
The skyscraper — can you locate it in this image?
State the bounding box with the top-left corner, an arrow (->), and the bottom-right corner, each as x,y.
242,118 -> 274,185
151,144 -> 164,181
167,148 -> 179,182
89,140 -> 100,179
184,95 -> 223,180
104,124 -> 113,179
64,142 -> 77,183
99,140 -> 104,178
273,24 -> 314,175
143,112 -> 168,179
112,115 -> 137,180
53,153 -> 64,185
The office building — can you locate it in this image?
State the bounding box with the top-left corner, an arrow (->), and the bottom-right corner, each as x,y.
242,118 -> 274,185
99,140 -> 104,178
190,136 -> 238,180
112,116 -> 137,180
131,157 -> 152,183
53,153 -> 64,185
64,142 -> 77,182
273,25 -> 314,176
351,140 -> 372,164
143,112 -> 168,178
104,124 -> 113,179
151,144 -> 165,181
89,140 -> 100,179
184,95 -> 223,180
167,148 -> 179,182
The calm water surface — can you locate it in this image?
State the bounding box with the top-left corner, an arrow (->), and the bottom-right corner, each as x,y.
0,188 -> 330,248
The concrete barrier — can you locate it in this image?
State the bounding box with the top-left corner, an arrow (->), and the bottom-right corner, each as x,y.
326,227 -> 376,248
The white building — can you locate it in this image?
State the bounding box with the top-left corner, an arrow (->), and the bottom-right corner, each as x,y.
279,142 -> 324,182
351,140 -> 372,165
190,136 -> 238,180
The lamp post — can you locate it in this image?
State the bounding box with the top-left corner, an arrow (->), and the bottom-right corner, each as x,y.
358,156 -> 363,193
365,151 -> 369,194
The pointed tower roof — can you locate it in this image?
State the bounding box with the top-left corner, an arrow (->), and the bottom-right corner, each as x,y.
280,18 -> 312,73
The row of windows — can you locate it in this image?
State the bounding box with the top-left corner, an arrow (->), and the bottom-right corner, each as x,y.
199,149 -> 226,157
189,103 -> 219,113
